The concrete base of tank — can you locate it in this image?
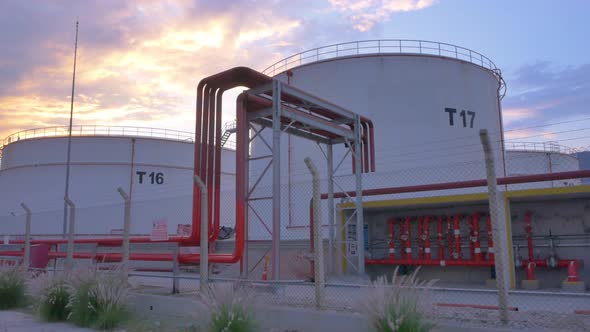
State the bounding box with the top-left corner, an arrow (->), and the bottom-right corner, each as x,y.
562,280 -> 586,292
521,279 -> 540,290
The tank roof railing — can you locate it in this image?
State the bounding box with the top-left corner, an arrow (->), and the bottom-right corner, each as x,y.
3,125 -> 193,146
505,141 -> 579,155
2,125 -> 238,149
262,39 -> 498,77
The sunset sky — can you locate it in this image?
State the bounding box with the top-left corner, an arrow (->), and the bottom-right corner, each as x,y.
1,0 -> 589,150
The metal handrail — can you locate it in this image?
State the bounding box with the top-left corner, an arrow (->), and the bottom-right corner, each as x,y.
2,125 -> 238,150
262,39 -> 498,76
2,125 -> 195,146
505,141 -> 578,155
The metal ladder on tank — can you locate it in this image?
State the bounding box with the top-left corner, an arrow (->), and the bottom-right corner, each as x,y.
220,120 -> 237,148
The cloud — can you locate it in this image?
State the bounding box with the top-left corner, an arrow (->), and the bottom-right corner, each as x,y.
328,0 -> 437,31
502,62 -> 590,148
0,0 -> 312,139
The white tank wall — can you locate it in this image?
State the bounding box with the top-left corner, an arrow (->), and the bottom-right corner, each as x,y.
505,150 -> 581,189
248,54 -> 504,240
0,136 -> 236,236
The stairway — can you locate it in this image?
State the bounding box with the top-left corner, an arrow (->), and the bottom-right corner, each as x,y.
220,121 -> 237,148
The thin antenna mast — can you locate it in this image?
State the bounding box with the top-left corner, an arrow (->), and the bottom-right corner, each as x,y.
62,21 -> 79,236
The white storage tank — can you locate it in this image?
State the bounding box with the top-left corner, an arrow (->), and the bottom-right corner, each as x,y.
247,40 -> 506,239
0,126 -> 236,236
505,142 -> 581,188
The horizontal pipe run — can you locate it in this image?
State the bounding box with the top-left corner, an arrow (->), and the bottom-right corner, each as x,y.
435,303 -> 519,311
365,258 -> 494,267
321,170 -> 590,200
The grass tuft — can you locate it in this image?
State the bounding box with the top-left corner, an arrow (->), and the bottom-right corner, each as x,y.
360,266 -> 436,332
67,267 -> 129,330
29,272 -> 71,321
202,283 -> 258,332
0,265 -> 27,310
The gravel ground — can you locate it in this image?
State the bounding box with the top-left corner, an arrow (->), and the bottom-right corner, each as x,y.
0,311 -> 94,332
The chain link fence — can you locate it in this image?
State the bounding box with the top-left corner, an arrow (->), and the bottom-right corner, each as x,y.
0,136 -> 589,330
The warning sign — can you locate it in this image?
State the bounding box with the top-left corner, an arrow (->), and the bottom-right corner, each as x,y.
151,219 -> 169,241
176,224 -> 192,236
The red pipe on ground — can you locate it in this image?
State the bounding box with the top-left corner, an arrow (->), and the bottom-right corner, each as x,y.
435,303 -> 519,311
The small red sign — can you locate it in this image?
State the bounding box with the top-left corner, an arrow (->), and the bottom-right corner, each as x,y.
150,219 -> 169,241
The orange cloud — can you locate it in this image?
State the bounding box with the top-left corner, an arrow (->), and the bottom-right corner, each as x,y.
0,2 -> 303,140
329,0 -> 437,31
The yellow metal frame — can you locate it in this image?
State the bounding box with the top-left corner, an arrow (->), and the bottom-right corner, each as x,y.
337,185 -> 590,288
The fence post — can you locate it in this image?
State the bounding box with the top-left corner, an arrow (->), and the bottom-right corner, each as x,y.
305,157 -> 324,309
172,243 -> 179,294
64,197 -> 76,270
20,203 -> 31,269
479,129 -> 509,324
117,188 -> 131,280
194,175 -> 208,292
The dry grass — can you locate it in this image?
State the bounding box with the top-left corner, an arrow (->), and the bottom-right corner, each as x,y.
28,271 -> 71,321
200,282 -> 258,332
0,266 -> 28,310
67,266 -> 129,330
360,267 -> 436,332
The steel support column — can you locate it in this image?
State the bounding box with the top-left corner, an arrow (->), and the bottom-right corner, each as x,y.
327,143 -> 334,274
271,80 -> 282,280
354,115 -> 365,273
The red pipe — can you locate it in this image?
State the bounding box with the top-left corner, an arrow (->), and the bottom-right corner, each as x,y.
309,200 -> 315,276
452,215 -> 462,260
423,216 -> 432,260
567,260 -> 581,282
525,261 -> 536,280
320,170 -> 590,200
212,91 -> 223,241
523,259 -> 583,273
388,218 -> 396,259
435,303 -> 519,311
365,258 -> 493,267
486,215 -> 494,262
524,211 -> 534,261
471,212 -> 482,262
447,216 -> 453,260
468,215 -> 475,260
401,217 -> 412,260
437,216 -> 445,260
418,217 -> 424,260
